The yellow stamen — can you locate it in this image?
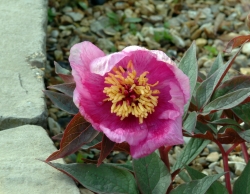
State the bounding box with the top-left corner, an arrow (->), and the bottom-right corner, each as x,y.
103,60 -> 160,124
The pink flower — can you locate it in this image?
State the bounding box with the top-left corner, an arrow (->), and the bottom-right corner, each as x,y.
69,41 -> 190,158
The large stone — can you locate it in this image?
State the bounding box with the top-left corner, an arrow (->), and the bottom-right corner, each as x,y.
0,0 -> 47,130
0,125 -> 80,194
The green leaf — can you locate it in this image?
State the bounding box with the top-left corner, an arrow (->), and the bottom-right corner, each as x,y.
210,118 -> 241,126
238,130 -> 250,142
124,17 -> 142,23
195,48 -> 242,110
202,88 -> 250,115
172,138 -> 210,172
185,165 -> 228,194
183,112 -> 197,135
204,46 -> 219,58
48,163 -> 139,194
133,152 -> 171,194
81,133 -> 103,150
232,103 -> 250,126
48,82 -> 75,97
212,75 -> 250,100
109,162 -> 134,172
207,53 -> 223,78
209,110 -> 223,121
178,42 -> 198,116
78,2 -> 88,10
170,173 -> 224,194
44,90 -> 78,114
233,161 -> 250,194
178,170 -> 191,182
54,61 -> 74,83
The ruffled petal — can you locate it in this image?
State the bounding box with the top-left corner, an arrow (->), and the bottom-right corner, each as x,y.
69,41 -> 105,72
130,115 -> 184,158
90,52 -> 128,76
167,65 -> 190,104
150,50 -> 176,66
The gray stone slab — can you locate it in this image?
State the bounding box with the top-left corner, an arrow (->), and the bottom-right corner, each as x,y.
0,125 -> 80,194
0,0 -> 48,130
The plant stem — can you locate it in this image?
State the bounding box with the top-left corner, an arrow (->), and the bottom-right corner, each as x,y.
226,143 -> 239,155
215,140 -> 232,194
159,146 -> 171,171
159,146 -> 173,194
241,142 -> 249,163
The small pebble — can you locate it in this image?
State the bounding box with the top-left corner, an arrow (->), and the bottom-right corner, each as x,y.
206,152 -> 220,162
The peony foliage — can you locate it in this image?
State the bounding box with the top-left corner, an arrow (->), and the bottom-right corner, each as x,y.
45,34 -> 250,194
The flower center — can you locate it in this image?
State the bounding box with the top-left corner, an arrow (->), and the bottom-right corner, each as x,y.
103,60 -> 160,124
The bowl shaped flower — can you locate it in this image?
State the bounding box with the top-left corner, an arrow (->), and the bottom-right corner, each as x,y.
69,41 -> 190,158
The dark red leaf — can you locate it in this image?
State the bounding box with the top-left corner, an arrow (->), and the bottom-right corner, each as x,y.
186,128 -> 245,144
46,113 -> 99,162
54,61 -> 74,83
217,128 -> 245,144
224,35 -> 250,53
97,135 -> 116,166
48,82 -> 76,97
52,133 -> 63,141
91,142 -> 130,154
44,90 -> 78,114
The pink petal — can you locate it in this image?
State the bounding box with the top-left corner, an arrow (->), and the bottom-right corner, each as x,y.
90,52 -> 128,76
69,41 -> 105,72
150,50 -> 176,66
131,116 -> 184,159
167,65 -> 190,104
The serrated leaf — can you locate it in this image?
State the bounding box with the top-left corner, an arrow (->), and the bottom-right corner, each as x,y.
207,53 -> 223,78
178,42 -> 198,116
233,161 -> 250,194
202,88 -> 250,115
185,165 -> 228,194
195,48 -> 242,110
44,90 -> 78,114
172,138 -> 209,172
170,173 -> 224,194
97,134 -> 116,166
232,103 -> 250,126
48,82 -> 75,97
183,112 -> 197,135
47,162 -> 139,194
133,152 -> 171,194
46,113 -> 99,162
